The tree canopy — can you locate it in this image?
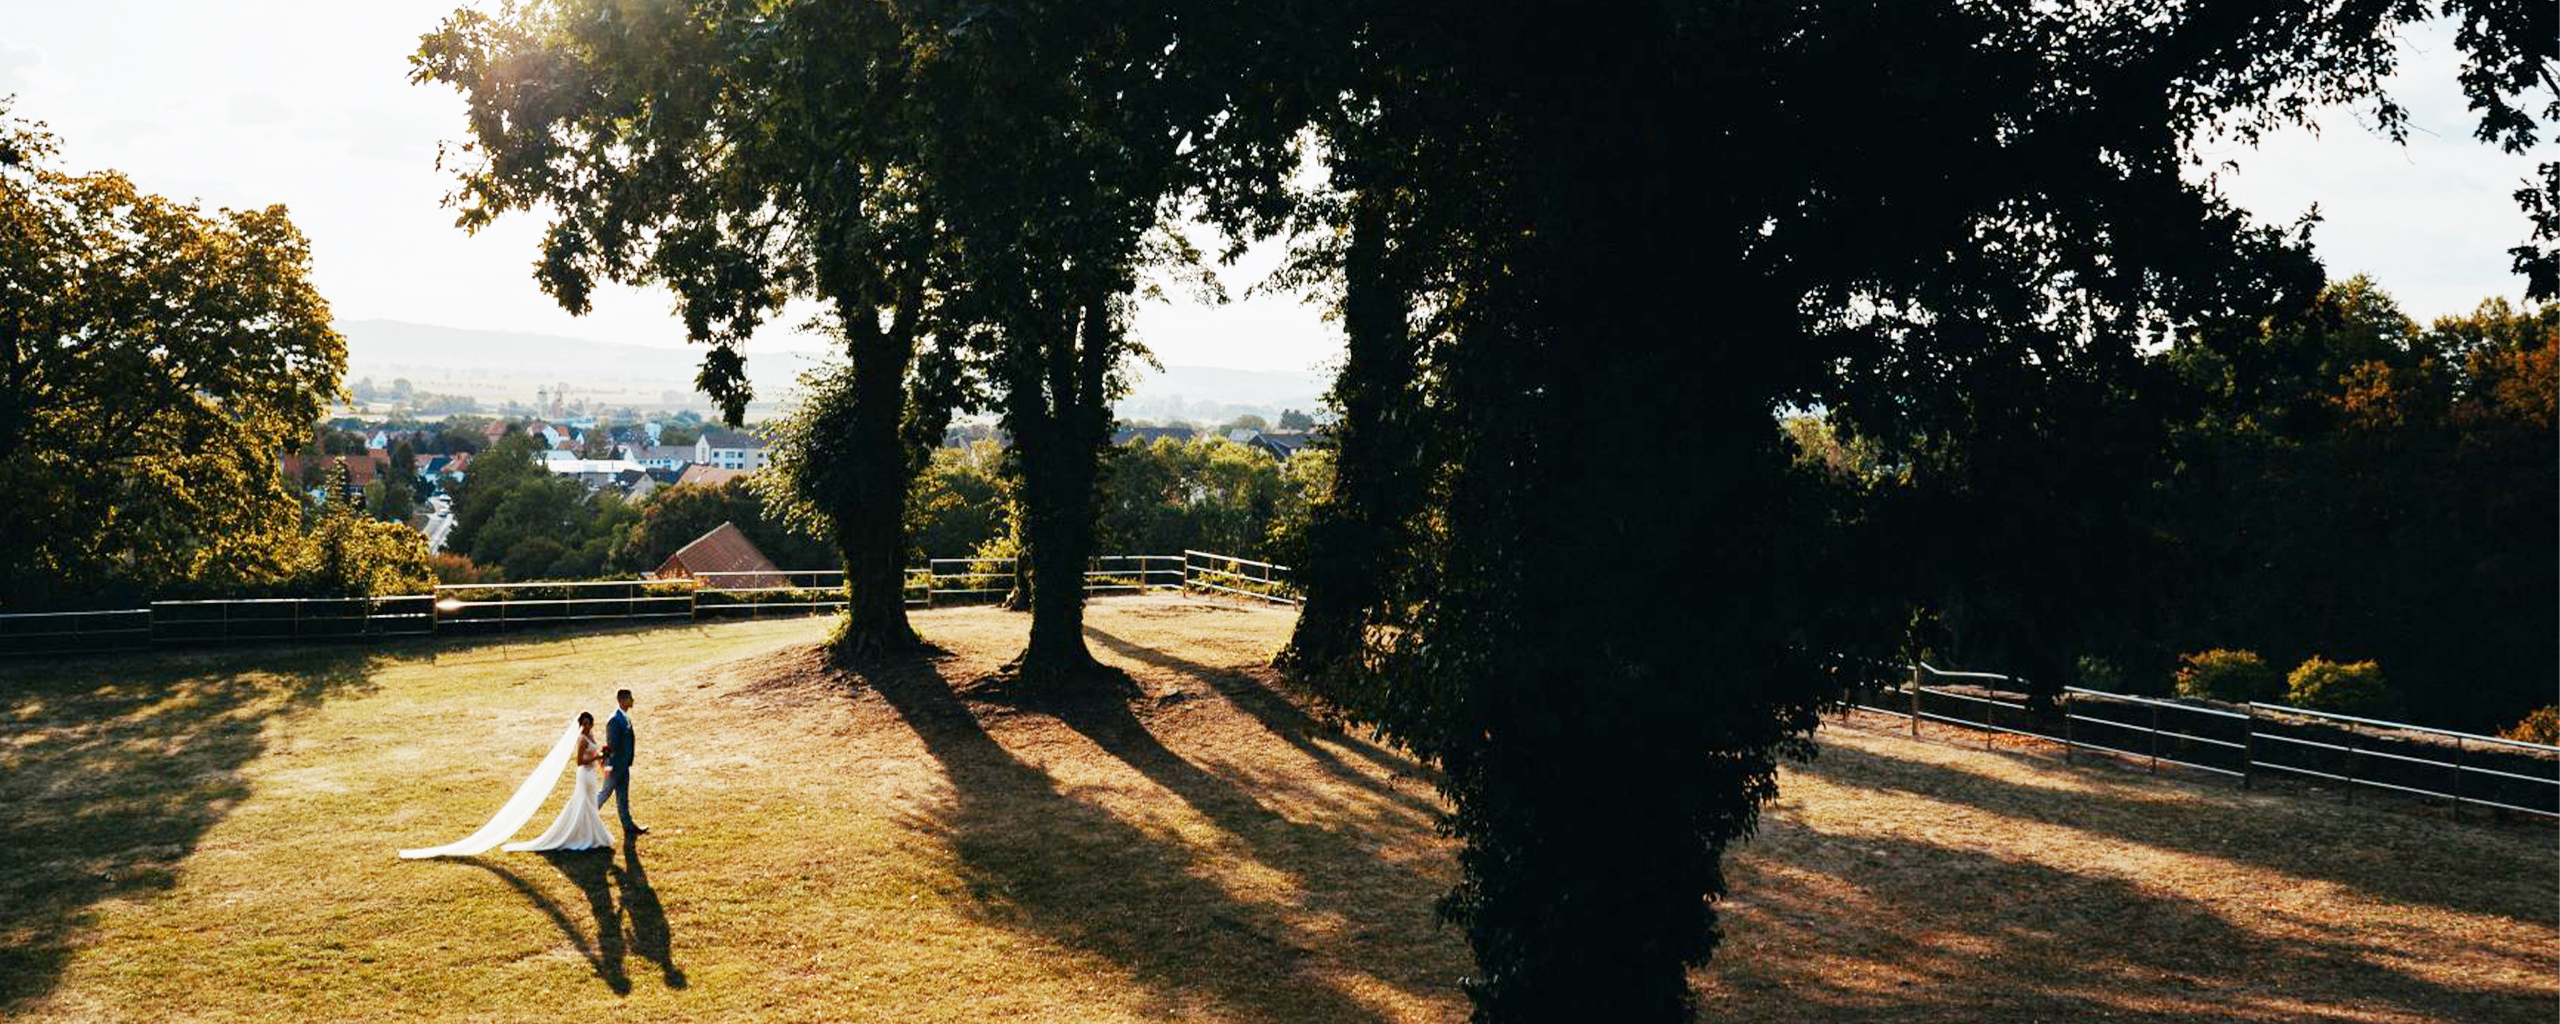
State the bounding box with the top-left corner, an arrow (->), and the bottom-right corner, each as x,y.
0,104 -> 398,605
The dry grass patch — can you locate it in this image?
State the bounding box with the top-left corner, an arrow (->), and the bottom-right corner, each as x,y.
1702,713 -> 2559,1023
2,596 -> 2550,1024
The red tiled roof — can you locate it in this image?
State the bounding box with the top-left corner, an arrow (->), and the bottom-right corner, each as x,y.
339,454 -> 390,487
657,522 -> 783,588
675,464 -> 747,488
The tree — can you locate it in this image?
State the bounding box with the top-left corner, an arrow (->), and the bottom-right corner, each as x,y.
446,432 -> 546,561
903,440 -> 1010,563
414,0 -> 954,658
902,0 -> 1258,691
374,440 -> 419,523
2152,285 -> 2556,729
1211,3 -> 2555,1021
0,103 -> 346,606
1277,408 -> 1315,431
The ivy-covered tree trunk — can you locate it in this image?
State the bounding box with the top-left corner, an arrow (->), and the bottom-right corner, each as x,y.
830,294 -> 925,660
1281,186 -> 1423,690
1001,292 -> 1118,689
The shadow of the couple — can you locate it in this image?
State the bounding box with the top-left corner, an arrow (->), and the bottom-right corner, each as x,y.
458,842 -> 686,995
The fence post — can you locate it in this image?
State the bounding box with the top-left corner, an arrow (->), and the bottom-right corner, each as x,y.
2062,693 -> 2074,764
1909,666 -> 1921,738
2148,702 -> 2160,774
1984,692 -> 1996,751
2451,736 -> 2464,820
2343,721 -> 2358,805
2241,705 -> 2255,791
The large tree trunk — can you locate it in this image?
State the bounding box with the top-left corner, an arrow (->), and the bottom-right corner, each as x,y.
1000,291 -> 1118,691
1280,185 -> 1421,692
829,294 -> 924,661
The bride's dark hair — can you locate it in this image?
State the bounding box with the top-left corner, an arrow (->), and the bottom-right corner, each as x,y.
577,711 -> 594,729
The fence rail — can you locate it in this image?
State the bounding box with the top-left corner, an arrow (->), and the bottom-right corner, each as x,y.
0,549 -> 1300,653
1180,549 -> 1301,605
1846,664 -> 2558,821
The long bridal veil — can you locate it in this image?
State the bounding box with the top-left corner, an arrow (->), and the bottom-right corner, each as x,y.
398,720 -> 580,859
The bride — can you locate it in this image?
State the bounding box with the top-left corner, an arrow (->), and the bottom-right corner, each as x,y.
399,711 -> 615,858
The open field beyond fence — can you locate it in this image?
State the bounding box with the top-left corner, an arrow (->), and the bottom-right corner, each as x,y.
2,596 -> 2551,1023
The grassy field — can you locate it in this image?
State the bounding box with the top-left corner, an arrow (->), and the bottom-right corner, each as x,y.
2,596 -> 2551,1023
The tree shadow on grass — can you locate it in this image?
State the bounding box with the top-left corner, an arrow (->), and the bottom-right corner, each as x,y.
0,647 -> 390,1012
864,652 -> 1462,1024
1802,735 -> 2557,922
1712,824 -> 2551,1024
1084,626 -> 1443,820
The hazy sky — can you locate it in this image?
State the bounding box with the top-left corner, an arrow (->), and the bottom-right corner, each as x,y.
5,5 -> 2543,375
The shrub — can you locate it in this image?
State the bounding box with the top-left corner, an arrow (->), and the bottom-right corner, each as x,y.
429,552 -> 498,585
2285,657 -> 2395,718
2501,706 -> 2560,746
2172,649 -> 2282,703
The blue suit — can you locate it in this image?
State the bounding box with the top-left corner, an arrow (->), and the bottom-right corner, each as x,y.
596,708 -> 639,831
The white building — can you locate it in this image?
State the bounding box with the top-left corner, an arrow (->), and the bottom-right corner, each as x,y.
695,430 -> 769,471
620,443 -> 693,471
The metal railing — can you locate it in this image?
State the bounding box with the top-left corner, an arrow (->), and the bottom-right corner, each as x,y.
149,595 -> 435,643
1180,549 -> 1301,605
0,608 -> 152,654
0,547 -> 1299,653
2245,703 -> 2558,819
917,554 -> 1186,607
691,570 -> 850,619
431,579 -> 695,630
1847,664 -> 2558,820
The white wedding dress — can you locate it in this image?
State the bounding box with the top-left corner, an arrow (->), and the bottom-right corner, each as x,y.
399,721 -> 615,858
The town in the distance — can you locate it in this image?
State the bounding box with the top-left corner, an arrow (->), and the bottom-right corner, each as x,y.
296,370 -> 1326,582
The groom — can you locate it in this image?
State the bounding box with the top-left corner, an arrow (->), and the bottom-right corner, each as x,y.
597,689 -> 649,836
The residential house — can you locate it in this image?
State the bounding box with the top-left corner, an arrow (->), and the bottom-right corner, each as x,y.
542,457 -> 648,490
617,469 -> 663,501
621,443 -> 693,471
278,451 -> 390,504
675,464 -> 748,489
654,521 -> 785,589
1249,430 -> 1316,462
695,430 -> 768,470
422,451 -> 472,489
